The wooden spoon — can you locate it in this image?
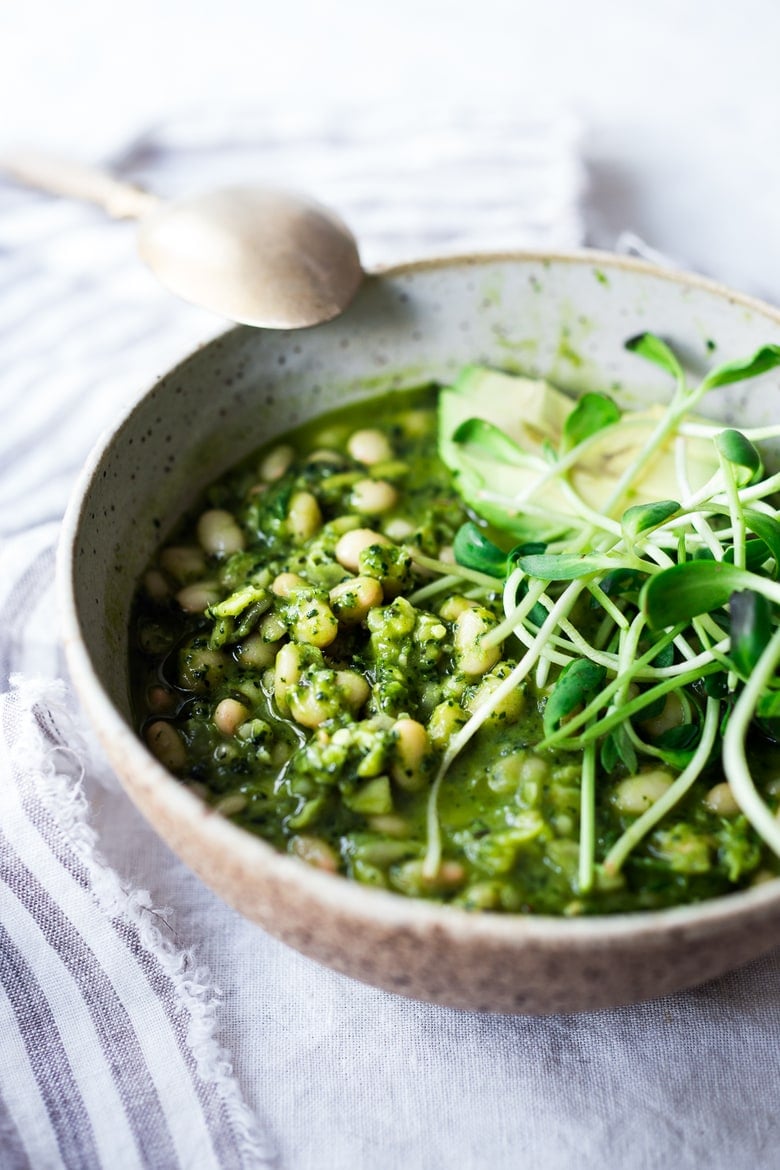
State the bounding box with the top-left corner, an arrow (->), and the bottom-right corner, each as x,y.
3,151 -> 364,329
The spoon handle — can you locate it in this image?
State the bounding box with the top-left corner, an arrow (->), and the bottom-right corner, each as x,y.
1,150 -> 160,219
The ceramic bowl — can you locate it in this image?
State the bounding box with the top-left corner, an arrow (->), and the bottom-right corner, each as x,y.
59,251 -> 780,1014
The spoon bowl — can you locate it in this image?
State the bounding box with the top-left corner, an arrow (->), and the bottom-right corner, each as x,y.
3,152 -> 364,329
137,185 -> 363,329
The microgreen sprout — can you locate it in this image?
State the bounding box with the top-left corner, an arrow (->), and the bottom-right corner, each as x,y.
423,338 -> 780,893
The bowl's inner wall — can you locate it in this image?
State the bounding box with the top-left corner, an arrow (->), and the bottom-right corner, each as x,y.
70,255 -> 780,721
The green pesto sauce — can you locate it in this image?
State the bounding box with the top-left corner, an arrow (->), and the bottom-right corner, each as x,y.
130,387 -> 780,915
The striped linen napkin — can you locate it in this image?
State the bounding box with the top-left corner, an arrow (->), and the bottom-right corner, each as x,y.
0,528 -> 273,1168
0,110 -> 586,1169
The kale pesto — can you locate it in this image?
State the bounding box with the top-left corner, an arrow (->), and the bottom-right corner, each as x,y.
131,362 -> 780,916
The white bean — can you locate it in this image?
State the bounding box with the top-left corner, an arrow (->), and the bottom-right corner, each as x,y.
176,580 -> 222,613
288,491 -> 323,542
335,670 -> 370,711
351,478 -> 398,515
147,685 -> 175,714
214,793 -> 248,816
197,509 -> 245,555
146,721 -> 187,772
400,409 -> 432,437
383,517 -> 415,541
290,834 -> 340,872
159,545 -> 206,582
347,428 -> 393,465
178,646 -> 227,692
334,528 -> 391,573
307,448 -> 344,466
427,701 -> 468,749
705,782 -> 740,817
274,643 -> 304,712
288,688 -> 335,728
214,698 -> 249,736
520,755 -> 550,786
367,814 -> 410,837
237,634 -> 280,670
613,770 -> 673,815
467,664 -> 525,724
272,572 -> 307,597
291,599 -> 338,648
453,607 -> 501,677
391,718 -> 430,791
144,569 -> 170,602
640,692 -> 685,739
329,576 -> 384,623
439,596 -> 478,621
487,753 -> 525,794
259,443 -> 294,481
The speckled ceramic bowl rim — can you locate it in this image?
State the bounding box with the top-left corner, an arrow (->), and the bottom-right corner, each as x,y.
58,247 -> 780,947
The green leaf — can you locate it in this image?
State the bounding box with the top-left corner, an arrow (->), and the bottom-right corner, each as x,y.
452,417 -> 529,467
621,499 -> 680,541
561,392 -> 621,452
642,560 -> 758,628
701,507 -> 780,576
701,344 -> 780,391
636,692 -> 666,720
525,602 -> 548,628
600,567 -> 646,597
505,544 -> 549,624
742,510 -> 780,575
754,689 -> 780,742
729,590 -> 772,678
757,689 -> 780,718
715,429 -> 763,484
543,660 -> 606,735
655,722 -> 701,751
518,553 -> 603,580
651,641 -> 675,669
649,721 -> 701,770
610,723 -> 637,773
704,673 -> 730,699
653,746 -> 697,770
625,332 -> 685,387
724,539 -> 774,574
504,577 -> 548,628
600,733 -> 620,774
453,522 -> 507,579
508,541 -> 547,562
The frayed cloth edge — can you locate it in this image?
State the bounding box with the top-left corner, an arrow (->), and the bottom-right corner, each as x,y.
8,674 -> 276,1170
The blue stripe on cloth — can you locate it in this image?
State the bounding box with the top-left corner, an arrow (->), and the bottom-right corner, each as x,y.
0,1090 -> 33,1170
1,688 -> 272,1169
0,832 -> 179,1169
11,775 -> 251,1170
0,922 -> 101,1168
0,544 -> 55,688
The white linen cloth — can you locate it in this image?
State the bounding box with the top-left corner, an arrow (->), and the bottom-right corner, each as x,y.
2,110 -> 779,1170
